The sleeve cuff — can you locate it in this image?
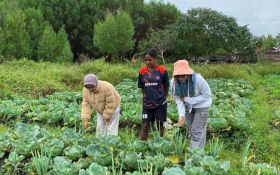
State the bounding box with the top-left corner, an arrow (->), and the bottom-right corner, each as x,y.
184,97 -> 194,105
179,113 -> 185,118
81,116 -> 90,120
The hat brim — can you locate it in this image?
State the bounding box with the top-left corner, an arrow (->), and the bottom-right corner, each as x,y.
173,69 -> 194,76
84,82 -> 97,86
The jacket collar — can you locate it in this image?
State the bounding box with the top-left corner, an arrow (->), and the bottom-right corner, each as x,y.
93,80 -> 101,93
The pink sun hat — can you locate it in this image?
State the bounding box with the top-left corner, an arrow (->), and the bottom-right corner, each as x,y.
173,60 -> 194,76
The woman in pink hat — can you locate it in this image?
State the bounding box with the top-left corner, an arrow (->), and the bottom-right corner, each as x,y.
170,60 -> 212,149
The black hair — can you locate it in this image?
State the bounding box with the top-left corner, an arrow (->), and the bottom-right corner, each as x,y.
144,48 -> 157,58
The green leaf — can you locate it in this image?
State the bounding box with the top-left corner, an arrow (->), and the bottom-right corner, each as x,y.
162,167 -> 185,175
208,118 -> 228,130
119,151 -> 141,170
50,156 -> 79,175
85,144 -> 112,166
64,144 -> 85,161
0,151 -> 5,159
87,163 -> 106,175
8,151 -> 25,168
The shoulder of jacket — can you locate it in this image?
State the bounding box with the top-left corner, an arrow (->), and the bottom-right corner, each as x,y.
139,67 -> 148,74
194,74 -> 208,85
156,65 -> 167,74
100,81 -> 115,90
194,73 -> 203,79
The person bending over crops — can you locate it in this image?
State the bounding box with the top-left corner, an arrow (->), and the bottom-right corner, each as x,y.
81,74 -> 121,136
138,48 -> 169,140
171,60 -> 212,149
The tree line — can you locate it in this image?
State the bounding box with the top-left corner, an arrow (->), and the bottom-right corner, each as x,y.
1,0 -> 275,63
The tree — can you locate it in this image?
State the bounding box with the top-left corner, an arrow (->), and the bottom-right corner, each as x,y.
140,28 -> 176,65
94,13 -> 117,59
114,11 -> 135,58
124,0 -> 180,53
24,8 -> 48,59
77,0 -> 102,58
93,11 -> 134,60
0,0 -> 21,26
235,26 -> 257,62
170,8 -> 256,62
260,35 -> 278,52
0,0 -> 46,60
56,26 -> 73,62
276,33 -> 280,47
255,34 -> 280,53
1,10 -> 32,59
0,30 -> 4,55
0,0 -> 181,60
0,0 -> 180,61
0,30 -> 4,61
38,24 -> 73,62
38,0 -> 83,58
148,1 -> 180,30
38,24 -> 57,61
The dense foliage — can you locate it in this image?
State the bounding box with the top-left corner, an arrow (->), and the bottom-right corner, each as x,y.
0,122 -> 278,174
0,0 -> 259,62
0,0 -> 179,61
169,8 -> 257,62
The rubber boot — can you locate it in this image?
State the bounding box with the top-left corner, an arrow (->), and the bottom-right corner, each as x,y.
140,122 -> 150,140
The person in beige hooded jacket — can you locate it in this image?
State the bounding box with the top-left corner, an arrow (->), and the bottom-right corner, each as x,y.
81,74 -> 121,136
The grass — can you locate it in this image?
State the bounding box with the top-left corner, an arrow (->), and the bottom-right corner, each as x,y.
219,69 -> 280,173
214,65 -> 280,173
209,137 -> 224,159
0,59 -> 139,98
244,73 -> 280,165
0,59 -> 279,98
31,148 -> 52,175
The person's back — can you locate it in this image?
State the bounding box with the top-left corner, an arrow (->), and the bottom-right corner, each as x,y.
81,74 -> 121,136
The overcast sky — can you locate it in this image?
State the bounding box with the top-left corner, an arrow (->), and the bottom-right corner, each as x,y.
150,0 -> 280,37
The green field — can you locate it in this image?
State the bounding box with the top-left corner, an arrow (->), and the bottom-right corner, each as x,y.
0,60 -> 280,174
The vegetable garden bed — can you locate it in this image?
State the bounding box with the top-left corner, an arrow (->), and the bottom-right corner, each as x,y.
1,78 -> 279,174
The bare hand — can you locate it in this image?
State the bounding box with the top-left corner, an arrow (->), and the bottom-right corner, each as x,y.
178,116 -> 185,127
83,119 -> 89,128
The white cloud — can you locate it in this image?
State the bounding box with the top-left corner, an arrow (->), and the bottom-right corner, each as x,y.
149,0 -> 280,36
